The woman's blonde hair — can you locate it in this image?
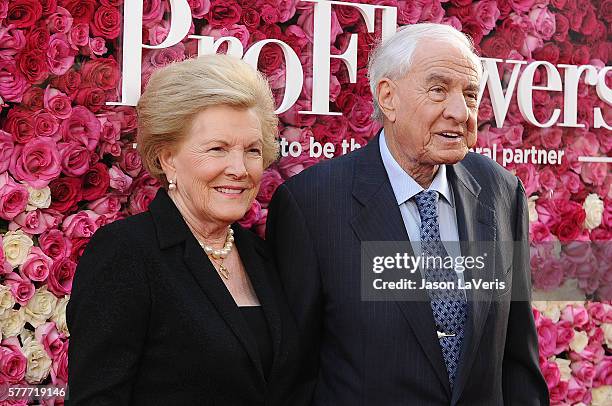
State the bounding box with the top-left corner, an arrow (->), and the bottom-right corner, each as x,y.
136,54 -> 279,188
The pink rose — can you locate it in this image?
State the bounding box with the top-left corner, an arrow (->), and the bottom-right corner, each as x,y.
4,271 -> 35,305
571,360 -> 596,386
87,195 -> 121,216
119,148 -> 142,178
108,165 -> 133,193
561,305 -> 590,329
87,37 -> 108,56
10,210 -> 56,235
278,154 -> 319,179
10,137 -> 62,188
142,0 -> 164,24
540,358 -> 560,389
47,6 -> 73,34
188,0 -> 210,18
594,356 -> 612,385
238,199 -> 262,228
200,23 -> 250,48
0,337 -> 27,384
0,59 -> 29,102
0,130 -> 14,173
470,0 -> 500,35
58,142 -> 91,177
59,106 -> 101,151
62,210 -> 100,238
530,221 -> 554,242
0,28 -> 26,60
128,186 -> 158,215
514,164 -> 539,197
35,322 -> 65,359
33,111 -> 60,139
47,33 -> 76,76
538,168 -> 557,192
581,162 -> 607,186
145,19 -> 170,46
44,87 -> 72,120
257,168 -> 284,207
68,22 -> 89,48
532,257 -> 564,291
555,320 -> 575,353
47,257 -> 76,297
297,6 -> 342,43
566,377 -> 588,404
19,246 -> 52,282
529,6 -> 556,40
51,342 -> 68,384
39,229 -> 72,260
0,172 -> 29,220
587,302 -> 612,324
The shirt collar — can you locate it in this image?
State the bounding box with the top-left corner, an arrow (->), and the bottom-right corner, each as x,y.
379,130 -> 454,207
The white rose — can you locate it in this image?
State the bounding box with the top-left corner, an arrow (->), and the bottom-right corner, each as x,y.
22,336 -> 51,384
570,330 -> 589,353
532,301 -> 562,323
3,230 -> 33,267
583,193 -> 604,230
1,308 -> 25,337
591,385 -> 612,406
528,196 -> 538,223
0,285 -> 15,319
51,296 -> 69,336
24,287 -> 58,328
26,186 -> 51,211
603,323 -> 612,349
554,357 -> 572,381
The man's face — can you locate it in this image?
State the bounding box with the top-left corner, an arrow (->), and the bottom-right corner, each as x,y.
383,40 -> 480,169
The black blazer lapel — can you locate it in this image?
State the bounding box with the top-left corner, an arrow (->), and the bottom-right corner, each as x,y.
148,189 -> 266,385
447,163 -> 497,404
232,225 -> 283,382
349,136 -> 451,396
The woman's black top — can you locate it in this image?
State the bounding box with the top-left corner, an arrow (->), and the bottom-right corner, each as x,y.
239,305 -> 273,378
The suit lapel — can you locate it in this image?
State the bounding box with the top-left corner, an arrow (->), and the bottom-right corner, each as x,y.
182,228 -> 266,384
447,163 -> 496,404
349,136 -> 451,396
147,189 -> 267,385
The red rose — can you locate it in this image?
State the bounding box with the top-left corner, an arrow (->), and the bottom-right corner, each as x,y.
47,257 -> 76,296
50,68 -> 81,97
571,45 -> 590,65
21,87 -> 44,110
533,43 -> 560,64
25,24 -> 51,50
257,168 -> 284,207
39,229 -> 72,260
49,177 -> 82,212
335,4 -> 361,25
69,237 -> 90,261
62,0 -> 95,24
60,106 -> 101,151
241,8 -> 261,28
3,107 -> 35,144
17,49 -> 49,84
498,20 -> 526,49
40,0 -> 57,16
481,35 -> 511,59
90,6 -> 121,39
74,87 -> 106,112
128,185 -> 158,215
557,41 -> 574,64
81,57 -> 120,90
33,110 -> 59,138
6,0 -> 42,29
81,163 -> 110,201
553,14 -> 570,42
550,0 -> 567,9
257,43 -> 284,74
208,0 -> 242,27
348,98 -> 375,135
58,142 -> 91,177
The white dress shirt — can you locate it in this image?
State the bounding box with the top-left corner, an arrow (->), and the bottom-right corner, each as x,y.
379,131 -> 465,290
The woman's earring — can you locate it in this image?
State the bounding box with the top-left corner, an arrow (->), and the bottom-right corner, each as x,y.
168,179 -> 177,190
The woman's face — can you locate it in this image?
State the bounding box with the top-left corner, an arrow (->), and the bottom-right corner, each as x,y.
166,106 -> 264,227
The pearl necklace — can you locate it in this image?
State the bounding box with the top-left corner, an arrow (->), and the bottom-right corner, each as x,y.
198,227 -> 234,279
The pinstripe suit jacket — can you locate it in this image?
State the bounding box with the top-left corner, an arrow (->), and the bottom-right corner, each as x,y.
266,135 -> 549,405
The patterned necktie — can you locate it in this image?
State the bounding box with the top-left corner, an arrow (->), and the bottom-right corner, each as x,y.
414,190 -> 467,388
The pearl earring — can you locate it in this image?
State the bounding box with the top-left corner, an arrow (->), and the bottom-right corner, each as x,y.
168,179 -> 177,190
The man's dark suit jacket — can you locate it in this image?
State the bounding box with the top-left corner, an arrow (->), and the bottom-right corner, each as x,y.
266,135 -> 549,405
67,189 -> 301,406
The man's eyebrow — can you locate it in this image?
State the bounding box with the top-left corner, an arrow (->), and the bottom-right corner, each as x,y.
425,73 -> 451,84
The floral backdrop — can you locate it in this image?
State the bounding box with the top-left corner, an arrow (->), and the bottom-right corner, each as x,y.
0,0 -> 610,404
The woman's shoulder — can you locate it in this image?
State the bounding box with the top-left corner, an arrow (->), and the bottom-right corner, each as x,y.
85,211 -> 157,258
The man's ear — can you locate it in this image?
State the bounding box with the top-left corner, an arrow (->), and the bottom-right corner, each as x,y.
158,148 -> 175,178
376,78 -> 396,122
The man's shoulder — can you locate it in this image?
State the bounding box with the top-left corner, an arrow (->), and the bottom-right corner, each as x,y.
459,152 -> 518,189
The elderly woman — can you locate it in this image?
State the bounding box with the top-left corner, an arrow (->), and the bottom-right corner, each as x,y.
67,55 -> 301,405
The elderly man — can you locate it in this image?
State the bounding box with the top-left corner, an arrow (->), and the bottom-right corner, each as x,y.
267,23 -> 549,405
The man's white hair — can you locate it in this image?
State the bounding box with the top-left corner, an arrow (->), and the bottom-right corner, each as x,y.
368,23 -> 483,122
